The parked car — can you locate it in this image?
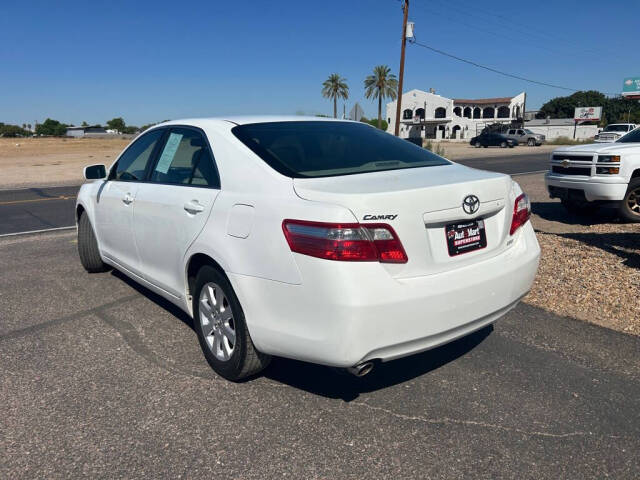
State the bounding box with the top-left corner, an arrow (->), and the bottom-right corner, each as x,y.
594,123 -> 637,143
545,127 -> 640,222
470,132 -> 517,148
504,128 -> 545,146
77,118 -> 540,381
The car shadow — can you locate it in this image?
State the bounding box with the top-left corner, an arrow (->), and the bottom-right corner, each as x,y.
557,231 -> 640,268
109,269 -> 494,399
531,201 -> 621,226
110,269 -> 195,331
263,326 -> 493,402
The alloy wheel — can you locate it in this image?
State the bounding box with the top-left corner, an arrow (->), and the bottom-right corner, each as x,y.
627,187 -> 640,216
199,282 -> 236,361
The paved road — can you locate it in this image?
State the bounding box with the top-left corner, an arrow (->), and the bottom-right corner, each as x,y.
0,185 -> 78,235
1,231 -> 638,478
0,151 -> 549,236
455,151 -> 549,175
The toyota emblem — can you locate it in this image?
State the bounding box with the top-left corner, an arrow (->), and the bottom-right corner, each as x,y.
562,159 -> 570,168
462,195 -> 480,215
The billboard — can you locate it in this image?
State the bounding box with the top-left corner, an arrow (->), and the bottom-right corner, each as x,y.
574,106 -> 602,121
622,77 -> 640,97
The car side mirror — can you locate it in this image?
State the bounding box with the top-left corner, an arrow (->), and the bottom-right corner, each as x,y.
84,164 -> 107,180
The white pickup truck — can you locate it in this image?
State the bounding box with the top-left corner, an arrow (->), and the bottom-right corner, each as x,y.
594,123 -> 637,143
545,128 -> 640,222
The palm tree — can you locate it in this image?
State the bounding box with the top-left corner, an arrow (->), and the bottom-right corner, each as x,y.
322,73 -> 349,118
364,65 -> 398,129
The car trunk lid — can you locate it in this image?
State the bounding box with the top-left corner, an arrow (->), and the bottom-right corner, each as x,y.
293,164 -> 514,278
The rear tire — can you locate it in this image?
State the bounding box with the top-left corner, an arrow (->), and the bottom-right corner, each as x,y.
500,141 -> 507,148
474,141 -> 481,148
193,265 -> 271,381
619,178 -> 640,223
527,138 -> 535,146
77,211 -> 109,273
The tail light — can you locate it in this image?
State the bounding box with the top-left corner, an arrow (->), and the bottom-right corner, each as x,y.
510,193 -> 531,235
282,220 -> 408,263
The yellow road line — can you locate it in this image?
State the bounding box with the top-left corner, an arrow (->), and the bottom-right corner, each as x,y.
0,195 -> 76,206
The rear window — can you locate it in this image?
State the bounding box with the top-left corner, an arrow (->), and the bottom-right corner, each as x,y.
231,121 -> 450,178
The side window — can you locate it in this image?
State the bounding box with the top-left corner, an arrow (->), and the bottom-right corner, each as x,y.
507,129 -> 515,135
517,129 -> 525,135
111,129 -> 164,181
149,128 -> 220,188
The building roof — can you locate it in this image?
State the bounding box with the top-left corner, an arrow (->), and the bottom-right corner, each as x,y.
453,97 -> 514,105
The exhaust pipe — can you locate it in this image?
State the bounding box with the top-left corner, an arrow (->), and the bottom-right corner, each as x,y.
347,361 -> 374,377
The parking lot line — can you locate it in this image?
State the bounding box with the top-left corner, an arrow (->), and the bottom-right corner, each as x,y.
0,225 -> 75,238
0,195 -> 76,206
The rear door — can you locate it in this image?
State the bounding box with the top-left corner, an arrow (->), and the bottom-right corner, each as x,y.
132,126 -> 220,296
94,128 -> 165,272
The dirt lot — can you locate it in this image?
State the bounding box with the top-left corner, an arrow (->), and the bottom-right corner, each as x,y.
432,141 -> 557,161
0,137 -> 129,189
0,137 -> 557,189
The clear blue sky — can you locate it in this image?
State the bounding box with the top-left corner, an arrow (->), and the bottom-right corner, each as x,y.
1,0 -> 637,126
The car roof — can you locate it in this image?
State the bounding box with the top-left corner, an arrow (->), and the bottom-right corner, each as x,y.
154,116 -> 356,129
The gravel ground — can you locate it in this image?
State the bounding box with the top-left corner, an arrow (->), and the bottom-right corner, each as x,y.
516,173 -> 640,335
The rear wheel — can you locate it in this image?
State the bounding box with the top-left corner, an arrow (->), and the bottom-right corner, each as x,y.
527,138 -> 535,146
474,141 -> 481,148
77,211 -> 109,273
619,178 -> 640,223
500,141 -> 507,148
193,265 -> 270,381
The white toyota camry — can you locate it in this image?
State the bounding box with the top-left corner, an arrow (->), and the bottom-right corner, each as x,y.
76,117 -> 540,380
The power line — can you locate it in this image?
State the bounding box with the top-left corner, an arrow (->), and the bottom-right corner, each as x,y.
408,39 -> 618,96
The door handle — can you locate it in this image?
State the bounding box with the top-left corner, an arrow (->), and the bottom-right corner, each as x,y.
184,200 -> 205,214
122,193 -> 134,205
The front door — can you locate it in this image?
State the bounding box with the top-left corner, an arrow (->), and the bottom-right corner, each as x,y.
132,127 -> 220,296
94,128 -> 165,273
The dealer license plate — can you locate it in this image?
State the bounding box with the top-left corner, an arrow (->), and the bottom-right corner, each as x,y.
445,220 -> 487,256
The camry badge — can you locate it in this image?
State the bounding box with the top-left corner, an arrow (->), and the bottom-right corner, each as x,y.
462,195 -> 480,215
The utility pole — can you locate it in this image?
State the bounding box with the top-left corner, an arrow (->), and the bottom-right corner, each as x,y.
394,0 -> 409,137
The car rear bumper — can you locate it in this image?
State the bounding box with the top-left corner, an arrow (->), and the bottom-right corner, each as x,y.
544,173 -> 628,201
230,223 -> 540,367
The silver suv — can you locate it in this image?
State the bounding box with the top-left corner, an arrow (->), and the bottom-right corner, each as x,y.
504,128 -> 545,146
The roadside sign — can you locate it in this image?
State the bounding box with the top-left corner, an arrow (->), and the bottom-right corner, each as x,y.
622,77 -> 640,97
574,106 -> 602,121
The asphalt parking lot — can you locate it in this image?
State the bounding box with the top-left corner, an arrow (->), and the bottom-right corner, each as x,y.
2,229 -> 639,479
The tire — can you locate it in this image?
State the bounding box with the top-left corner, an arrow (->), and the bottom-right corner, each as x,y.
527,138 -> 535,147
77,211 -> 109,273
508,144 -> 515,148
619,178 -> 640,223
500,141 -> 507,148
193,265 -> 270,381
474,141 -> 481,148
561,198 -> 593,215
